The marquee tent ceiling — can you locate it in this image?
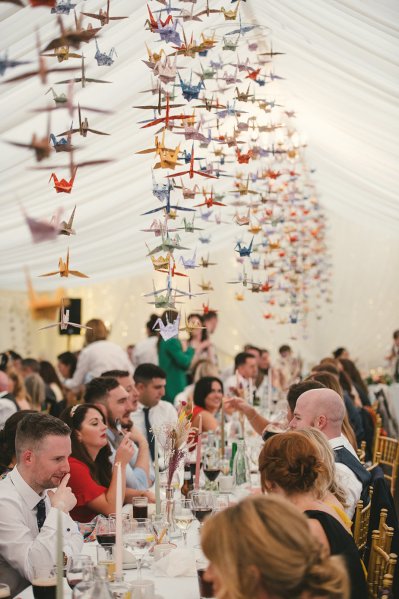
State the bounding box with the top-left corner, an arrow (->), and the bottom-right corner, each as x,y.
0,0 -> 398,366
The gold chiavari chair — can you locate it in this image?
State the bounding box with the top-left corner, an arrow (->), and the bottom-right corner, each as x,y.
367,509 -> 397,598
375,436 -> 399,496
357,440 -> 367,464
353,487 -> 373,557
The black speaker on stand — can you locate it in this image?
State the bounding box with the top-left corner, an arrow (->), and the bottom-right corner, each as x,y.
59,299 -> 82,350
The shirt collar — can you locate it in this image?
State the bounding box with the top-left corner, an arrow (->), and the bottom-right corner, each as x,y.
328,435 -> 346,449
10,466 -> 45,510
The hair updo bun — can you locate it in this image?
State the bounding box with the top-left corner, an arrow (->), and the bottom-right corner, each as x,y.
259,431 -> 328,494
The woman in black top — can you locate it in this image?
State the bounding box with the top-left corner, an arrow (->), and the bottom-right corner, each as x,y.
259,431 -> 367,599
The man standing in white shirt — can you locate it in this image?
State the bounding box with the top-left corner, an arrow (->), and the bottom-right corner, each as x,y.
289,388 -> 371,519
132,364 -> 177,476
224,352 -> 258,405
0,413 -> 83,596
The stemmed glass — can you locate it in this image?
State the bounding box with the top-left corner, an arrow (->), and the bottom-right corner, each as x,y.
174,498 -> 195,546
190,491 -> 215,528
95,515 -> 116,546
203,452 -> 221,492
123,518 -> 155,578
66,556 -> 92,590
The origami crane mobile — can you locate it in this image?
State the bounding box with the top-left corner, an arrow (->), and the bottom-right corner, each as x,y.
235,237 -> 254,257
57,104 -> 110,137
152,312 -> 180,341
82,0 -> 128,26
179,250 -> 197,270
24,207 -> 61,244
137,132 -> 181,170
146,232 -> 189,255
94,40 -> 117,66
59,205 -> 76,236
42,14 -> 101,52
0,50 -> 30,77
39,249 -> 88,278
39,298 -> 91,331
56,55 -> 112,88
177,72 -> 205,102
41,46 -> 82,63
26,270 -> 65,321
167,144 -> 216,180
51,0 -> 76,15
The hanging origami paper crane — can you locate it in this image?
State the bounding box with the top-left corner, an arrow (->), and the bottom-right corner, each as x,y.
59,205 -> 76,236
167,144 -> 216,180
153,312 -> 180,341
194,187 -> 225,208
56,55 -> 112,88
146,232 -> 189,255
57,104 -> 110,137
234,237 -> 254,257
0,50 -> 30,77
24,207 -> 62,243
25,270 -> 65,320
8,116 -> 51,162
41,47 -> 82,63
51,0 -> 77,15
179,313 -> 206,335
198,279 -> 214,292
145,4 -> 173,32
137,132 -> 181,170
94,40 -> 117,66
42,14 -> 101,52
138,93 -> 190,130
179,250 -> 197,270
49,166 -> 77,193
177,72 -> 205,101
199,254 -> 217,268
177,216 -> 203,233
39,248 -> 89,278
82,0 -> 128,26
39,298 -> 91,331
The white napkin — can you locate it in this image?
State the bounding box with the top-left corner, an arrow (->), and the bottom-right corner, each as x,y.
153,548 -> 196,577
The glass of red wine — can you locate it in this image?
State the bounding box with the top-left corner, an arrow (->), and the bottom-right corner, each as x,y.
203,452 -> 221,492
190,491 -> 215,528
196,557 -> 215,599
96,515 -> 116,546
66,556 -> 93,590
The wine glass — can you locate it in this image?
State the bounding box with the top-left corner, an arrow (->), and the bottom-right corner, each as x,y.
190,491 -> 215,528
174,498 -> 195,546
123,518 -> 155,578
203,452 -> 220,492
95,515 -> 116,546
66,556 -> 92,590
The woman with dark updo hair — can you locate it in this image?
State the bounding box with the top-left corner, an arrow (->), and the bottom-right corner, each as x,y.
0,410 -> 36,476
259,431 -> 366,599
192,376 -> 223,432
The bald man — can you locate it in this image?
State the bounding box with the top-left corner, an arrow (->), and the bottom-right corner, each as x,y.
290,388 -> 371,518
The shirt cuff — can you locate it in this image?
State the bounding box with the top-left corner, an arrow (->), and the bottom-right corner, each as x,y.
44,507 -> 80,534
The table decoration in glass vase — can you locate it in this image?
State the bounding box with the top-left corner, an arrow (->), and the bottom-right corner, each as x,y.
152,400 -> 198,537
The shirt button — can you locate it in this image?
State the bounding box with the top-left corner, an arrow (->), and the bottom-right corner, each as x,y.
66,528 -> 70,532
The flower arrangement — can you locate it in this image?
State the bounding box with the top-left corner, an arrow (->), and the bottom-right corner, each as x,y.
153,399 -> 197,486
365,368 -> 393,386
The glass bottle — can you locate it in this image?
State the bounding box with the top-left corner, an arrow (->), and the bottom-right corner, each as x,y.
84,566 -> 113,599
203,432 -> 220,491
229,442 -> 237,474
181,462 -> 194,498
232,439 -> 251,489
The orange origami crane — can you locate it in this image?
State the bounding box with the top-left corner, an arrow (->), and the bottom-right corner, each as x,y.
39,248 -> 89,278
49,167 -> 77,193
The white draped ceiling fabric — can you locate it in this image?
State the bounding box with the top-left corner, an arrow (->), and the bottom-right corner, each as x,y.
0,0 -> 398,369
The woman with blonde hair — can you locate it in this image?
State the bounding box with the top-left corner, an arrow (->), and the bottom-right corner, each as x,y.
63,318 -> 133,390
298,428 -> 351,532
259,432 -> 367,599
24,373 -> 45,411
7,370 -> 31,410
201,494 -> 349,599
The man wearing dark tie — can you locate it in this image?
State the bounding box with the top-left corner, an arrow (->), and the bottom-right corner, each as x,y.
0,413 -> 83,596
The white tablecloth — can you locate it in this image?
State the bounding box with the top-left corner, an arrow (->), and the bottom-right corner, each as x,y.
16,529 -> 203,599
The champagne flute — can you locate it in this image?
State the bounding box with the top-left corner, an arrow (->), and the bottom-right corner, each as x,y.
174,498 -> 195,546
123,518 -> 154,578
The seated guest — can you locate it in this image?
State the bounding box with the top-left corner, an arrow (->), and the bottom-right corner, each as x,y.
339,359 -> 371,407
84,376 -> 151,492
0,371 -> 17,427
289,388 -> 371,518
0,410 -> 36,477
201,494 -> 349,599
24,373 -> 46,411
101,369 -> 140,414
132,364 -> 177,473
174,359 -> 219,408
39,361 -> 64,404
259,432 -> 367,599
191,376 -> 223,432
0,413 -> 82,596
60,404 -> 136,522
63,319 -> 133,390
57,351 -> 77,380
7,370 -> 32,410
299,428 -> 351,532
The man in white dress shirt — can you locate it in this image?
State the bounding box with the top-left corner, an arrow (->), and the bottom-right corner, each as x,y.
132,364 -> 177,477
290,388 -> 371,519
0,413 -> 83,596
